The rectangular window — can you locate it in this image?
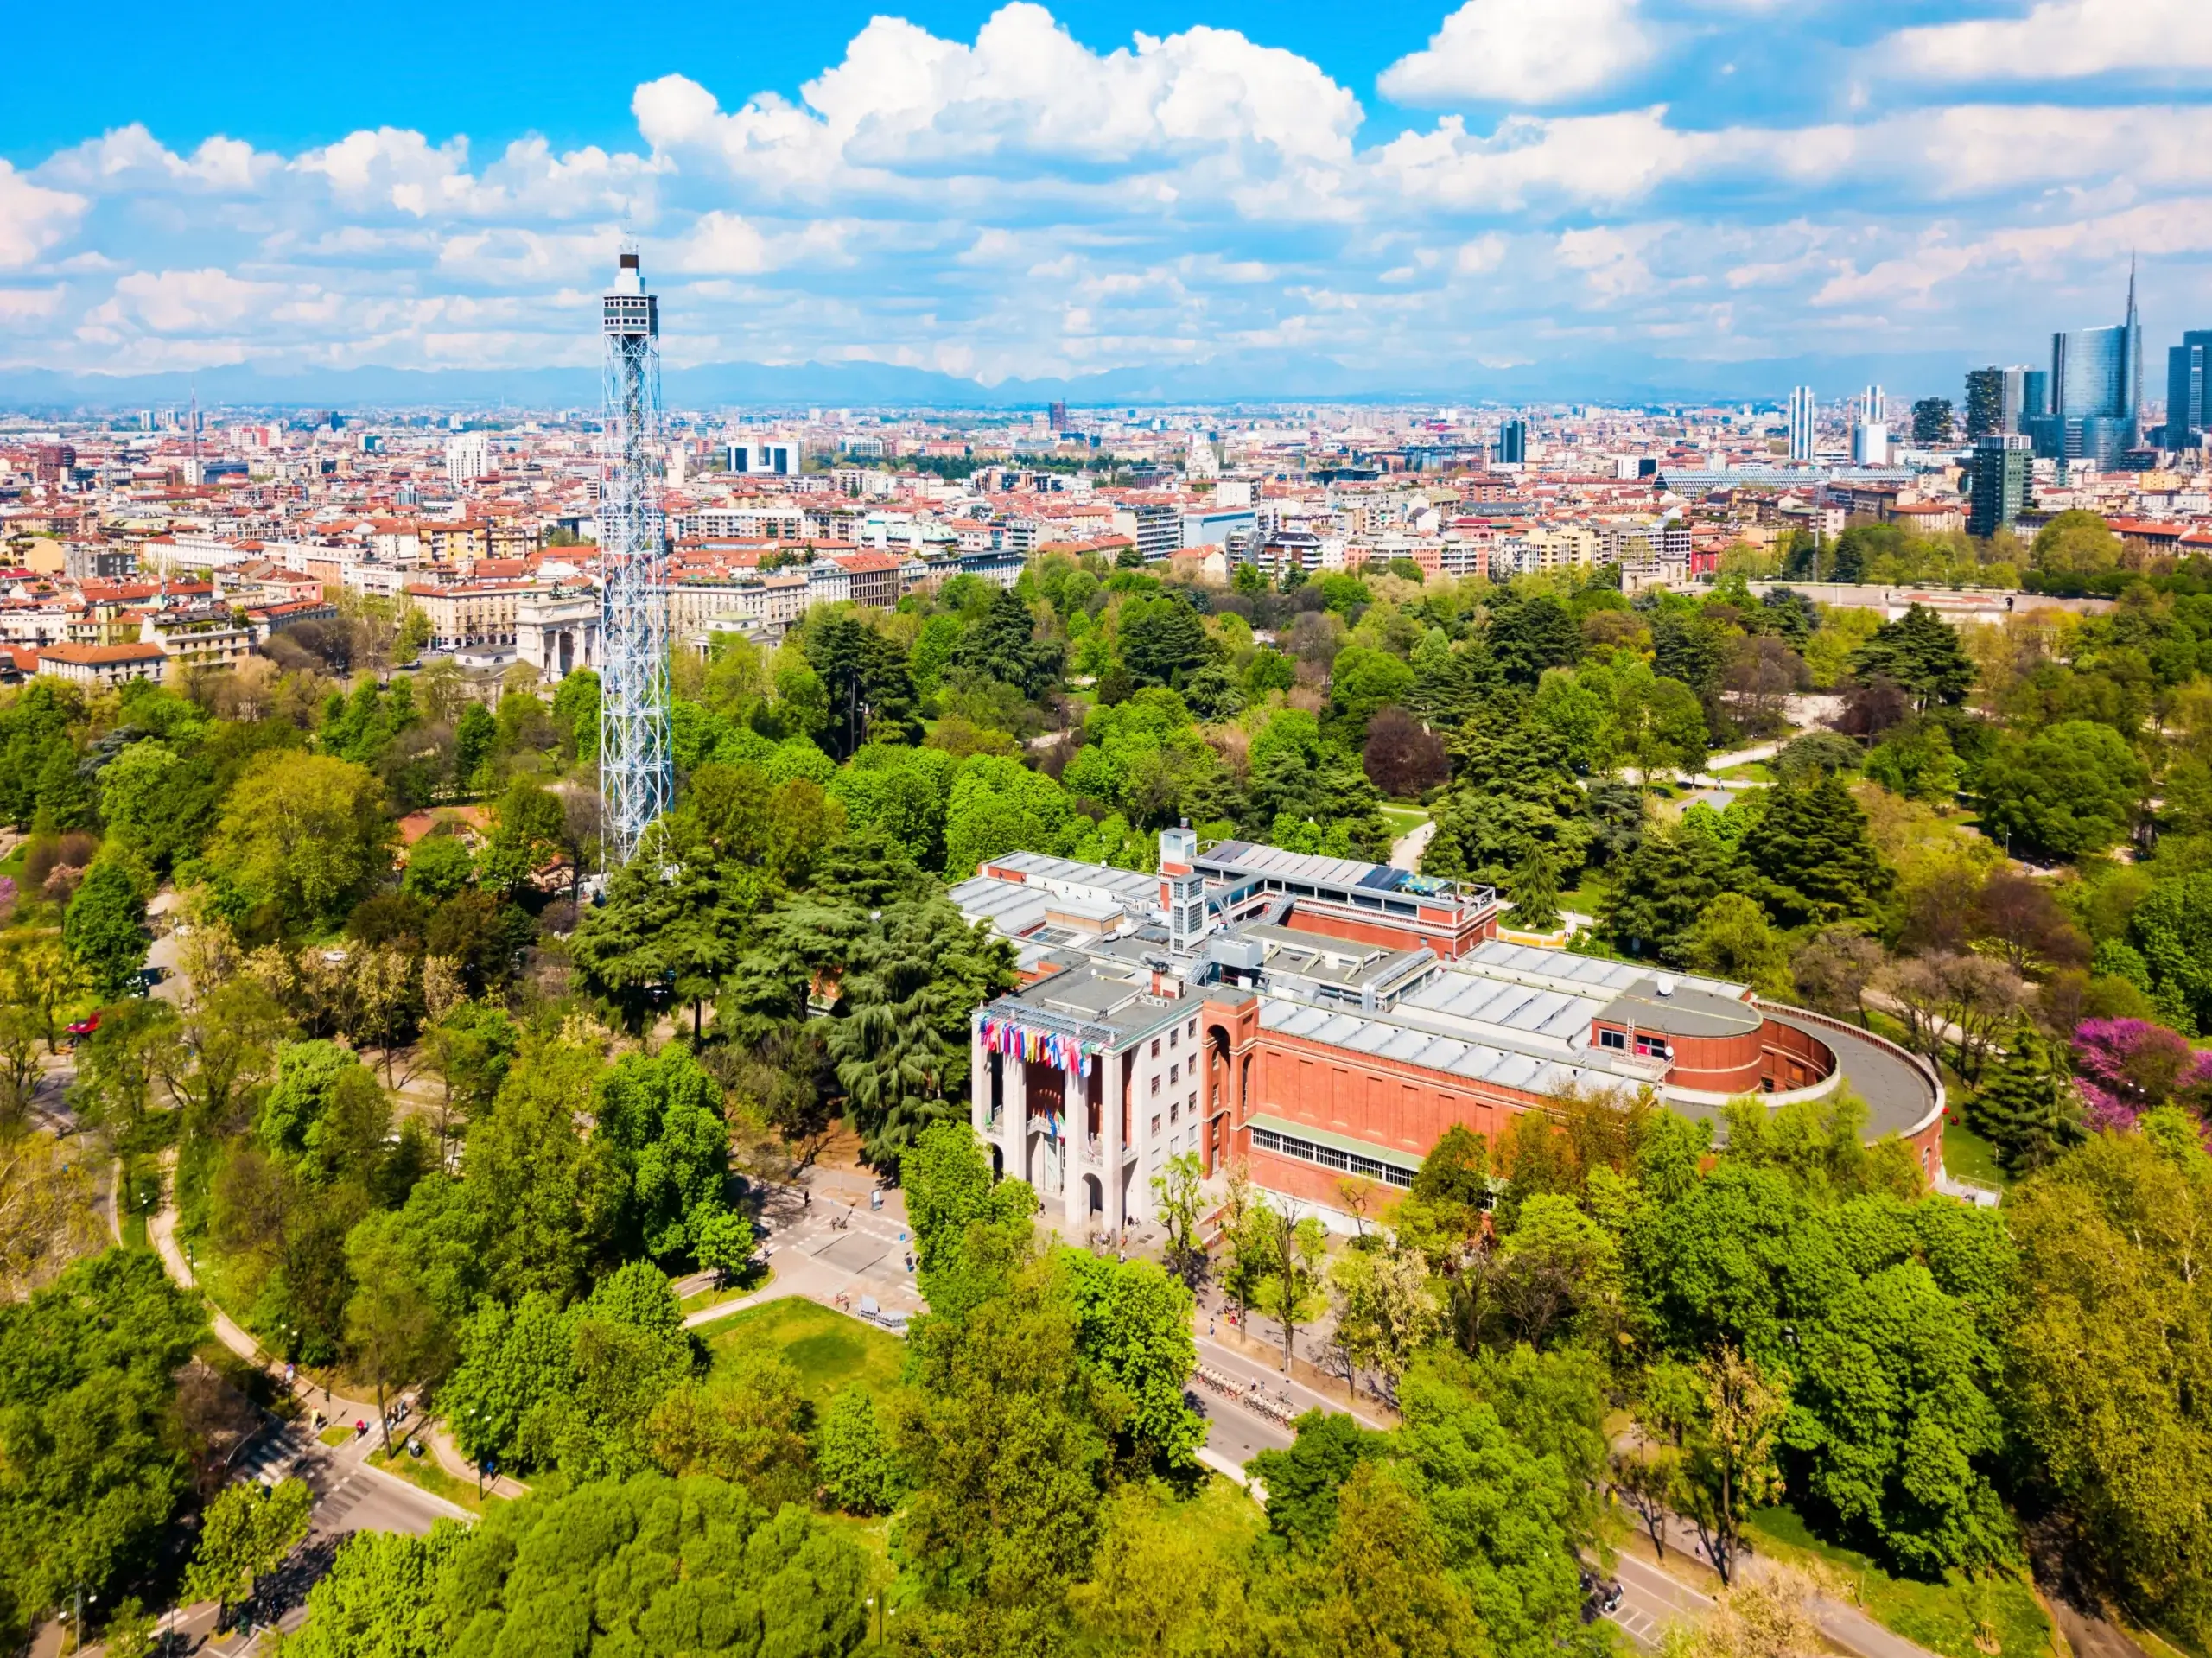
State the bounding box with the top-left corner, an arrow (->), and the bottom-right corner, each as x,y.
1188,1018 -> 1198,1040
1636,1034 -> 1670,1058
1168,1028 -> 1178,1049
1170,1063 -> 1179,1084
1150,1039 -> 1160,1058
1599,1028 -> 1627,1051
1151,1115 -> 1161,1136
1150,1076 -> 1160,1096
1249,1126 -> 1414,1189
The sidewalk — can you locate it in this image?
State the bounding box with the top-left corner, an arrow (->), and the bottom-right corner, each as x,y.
148,1160 -> 384,1429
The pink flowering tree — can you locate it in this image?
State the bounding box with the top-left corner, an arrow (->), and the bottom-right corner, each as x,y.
2070,1018 -> 2212,1132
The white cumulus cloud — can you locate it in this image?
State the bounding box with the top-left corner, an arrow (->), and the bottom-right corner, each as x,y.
0,162 -> 88,269
1380,0 -> 1658,106
1886,0 -> 2212,82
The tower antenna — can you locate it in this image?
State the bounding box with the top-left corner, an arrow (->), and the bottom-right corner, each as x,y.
596,245 -> 672,871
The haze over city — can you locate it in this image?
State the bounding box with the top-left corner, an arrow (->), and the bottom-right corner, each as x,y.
3,0 -> 2209,399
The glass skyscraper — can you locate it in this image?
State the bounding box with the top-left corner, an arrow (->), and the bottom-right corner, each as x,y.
2030,264 -> 2141,468
2166,331 -> 2212,448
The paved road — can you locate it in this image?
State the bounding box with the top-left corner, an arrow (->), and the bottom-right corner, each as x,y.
1604,1547 -> 1714,1650
684,1178 -> 927,1331
1389,816 -> 1437,872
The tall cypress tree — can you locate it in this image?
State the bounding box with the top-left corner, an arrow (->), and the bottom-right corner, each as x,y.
1967,1024 -> 2083,1172
1740,773 -> 1891,927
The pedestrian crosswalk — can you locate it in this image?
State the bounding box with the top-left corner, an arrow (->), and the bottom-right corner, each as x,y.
235,1432 -> 302,1486
314,1473 -> 365,1532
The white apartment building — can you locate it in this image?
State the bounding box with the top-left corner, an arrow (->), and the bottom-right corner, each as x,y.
446,433 -> 493,487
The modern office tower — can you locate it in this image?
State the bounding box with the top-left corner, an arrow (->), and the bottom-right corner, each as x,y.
597,250 -> 672,871
1860,384 -> 1885,425
1787,385 -> 1815,461
2165,331 -> 2212,447
1497,417 -> 1529,465
2036,264 -> 2143,467
1047,400 -> 1068,433
1968,433 -> 2032,537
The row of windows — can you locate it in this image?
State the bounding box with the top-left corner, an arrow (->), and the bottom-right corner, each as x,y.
1249,1126 -> 1415,1189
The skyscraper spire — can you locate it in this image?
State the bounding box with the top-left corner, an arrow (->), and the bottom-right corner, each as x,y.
2124,251 -> 2142,435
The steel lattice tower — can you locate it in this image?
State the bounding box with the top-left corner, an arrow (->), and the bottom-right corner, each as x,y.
597,251 -> 671,870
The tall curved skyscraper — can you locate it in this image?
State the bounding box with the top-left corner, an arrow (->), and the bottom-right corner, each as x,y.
2035,261 -> 2141,468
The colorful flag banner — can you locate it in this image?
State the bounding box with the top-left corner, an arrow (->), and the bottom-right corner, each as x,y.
980,1016 -> 1096,1080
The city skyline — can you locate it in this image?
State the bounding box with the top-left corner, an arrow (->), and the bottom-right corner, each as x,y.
1,0 -> 2209,395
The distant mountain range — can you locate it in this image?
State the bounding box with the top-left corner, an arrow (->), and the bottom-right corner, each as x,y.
0,348 -> 1987,415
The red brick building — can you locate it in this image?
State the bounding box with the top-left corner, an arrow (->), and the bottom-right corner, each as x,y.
963,834 -> 1946,1237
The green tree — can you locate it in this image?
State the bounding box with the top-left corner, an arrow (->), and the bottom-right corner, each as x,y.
461,1036 -> 613,1305
183,1477 -> 314,1628
2031,509 -> 2123,584
1061,1250 -> 1205,1476
1740,772 -> 1892,927
597,1045 -> 732,1261
442,1292 -> 575,1469
98,740 -> 214,873
1118,594 -> 1211,686
1330,1246 -> 1443,1400
288,1476 -> 869,1658
1507,843 -> 1561,932
695,1210 -> 757,1287
1327,645 -> 1416,748
0,1249 -> 207,1647
209,752 -> 395,928
62,859 -> 149,1001
1967,1024 -> 2082,1171
399,833 -> 474,902
829,897 -> 1014,1168
953,587 -> 1062,696
2003,1114 -> 2212,1644
1682,892 -> 1794,995
893,1257 -> 1109,1648
645,1358 -> 814,1509
1150,1150 -> 1207,1286
1977,720 -> 2146,860
1251,1201 -> 1331,1375
452,700 -> 496,791
816,1383 -> 905,1515
1490,595 -> 1585,686
1849,604 -> 1978,710
804,611 -> 920,759
1786,1261 -> 2009,1572
1680,1344 -> 1789,1586
345,1212 -> 456,1454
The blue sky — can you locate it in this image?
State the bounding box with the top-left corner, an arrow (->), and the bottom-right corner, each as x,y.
3,0 -> 2208,391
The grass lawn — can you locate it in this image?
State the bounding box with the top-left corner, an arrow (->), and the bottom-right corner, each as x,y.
319,1425 -> 353,1447
1942,1118 -> 2011,1191
1715,762 -> 1777,783
680,1262 -> 774,1315
371,1443 -> 499,1515
705,1296 -> 906,1410
1557,877 -> 1605,918
1745,1505 -> 2051,1658
1379,804 -> 1429,840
